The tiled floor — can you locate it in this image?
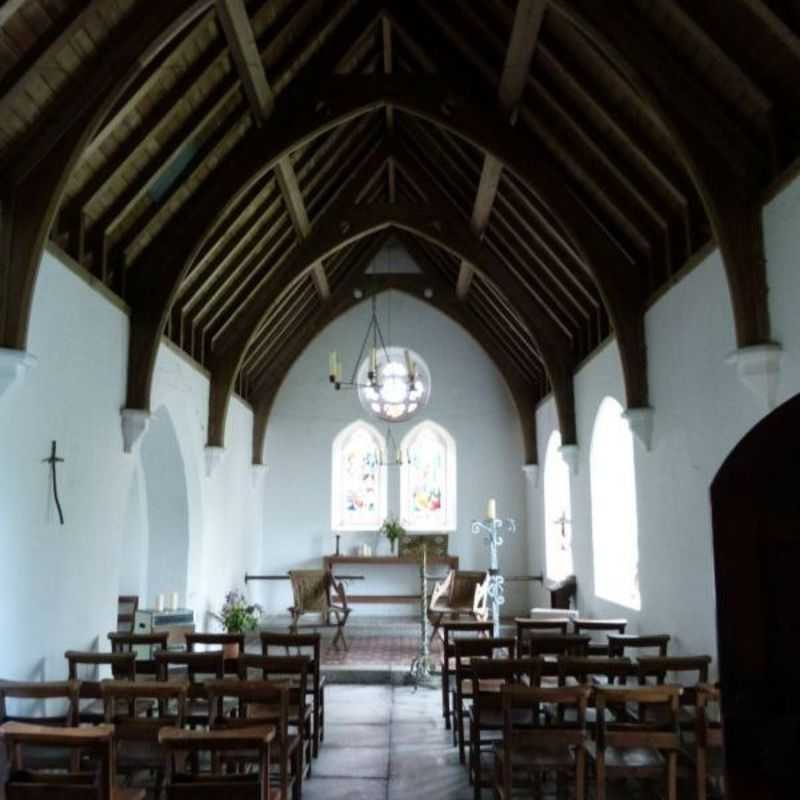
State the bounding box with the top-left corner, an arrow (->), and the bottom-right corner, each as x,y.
304,684 -> 471,800
307,685 -> 689,799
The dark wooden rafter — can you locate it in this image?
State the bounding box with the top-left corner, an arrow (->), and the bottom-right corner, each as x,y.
205,196 -> 577,452
551,0 -> 775,349
251,245 -> 539,466
0,0 -> 213,353
456,0 -> 545,300
118,73 -> 649,444
216,0 -> 330,299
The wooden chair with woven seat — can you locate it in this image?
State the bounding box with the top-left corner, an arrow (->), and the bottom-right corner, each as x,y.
468,657 -> 544,800
638,655 -> 712,720
586,685 -> 683,800
429,570 -> 490,643
607,633 -> 670,659
695,684 -> 724,800
186,632 -> 245,677
261,632 -> 325,758
205,680 -> 298,800
494,685 -> 591,800
66,651 -> 137,724
108,632 -> 169,678
238,655 -> 312,784
452,636 -> 516,764
440,621 -> 493,731
101,680 -> 186,796
155,650 -> 225,728
573,618 -> 628,656
288,570 -> 350,651
557,657 -> 638,725
1,721 -> 144,800
0,680 -> 80,772
159,723 -> 279,800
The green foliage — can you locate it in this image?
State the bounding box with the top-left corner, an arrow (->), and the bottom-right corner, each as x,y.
379,514 -> 406,544
216,589 -> 262,633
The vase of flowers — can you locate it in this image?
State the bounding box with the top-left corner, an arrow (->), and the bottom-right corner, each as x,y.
213,590 -> 262,657
379,515 -> 406,555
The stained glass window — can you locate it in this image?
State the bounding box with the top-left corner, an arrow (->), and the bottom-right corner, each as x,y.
331,421 -> 387,531
400,421 -> 456,531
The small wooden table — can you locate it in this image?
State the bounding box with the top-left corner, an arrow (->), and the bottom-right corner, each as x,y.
323,554 -> 459,605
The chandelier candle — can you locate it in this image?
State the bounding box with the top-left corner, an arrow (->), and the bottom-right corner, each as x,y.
473,502 -> 516,638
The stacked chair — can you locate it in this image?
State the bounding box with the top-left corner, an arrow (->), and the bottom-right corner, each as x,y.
442,616 -> 722,798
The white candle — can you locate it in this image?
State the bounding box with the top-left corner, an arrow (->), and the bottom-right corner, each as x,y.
169,592 -> 179,611
329,351 -> 337,378
404,349 -> 413,376
487,498 -> 497,519
370,347 -> 377,374
156,593 -> 165,612
336,354 -> 343,382
396,448 -> 402,464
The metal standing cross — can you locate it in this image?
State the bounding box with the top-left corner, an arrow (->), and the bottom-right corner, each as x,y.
42,440 -> 65,525
473,511 -> 516,638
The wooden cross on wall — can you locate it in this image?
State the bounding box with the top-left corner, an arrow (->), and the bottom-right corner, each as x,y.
42,440 -> 65,525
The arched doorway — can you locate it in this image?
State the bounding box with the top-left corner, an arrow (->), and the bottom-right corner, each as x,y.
711,394 -> 800,797
140,406 -> 190,608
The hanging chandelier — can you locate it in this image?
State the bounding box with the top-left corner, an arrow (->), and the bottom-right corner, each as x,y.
328,296 -> 431,424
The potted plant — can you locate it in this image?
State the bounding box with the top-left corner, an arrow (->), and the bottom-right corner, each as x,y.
379,515 -> 406,555
213,590 -> 262,657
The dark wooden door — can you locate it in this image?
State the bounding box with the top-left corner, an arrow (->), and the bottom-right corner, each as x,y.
711,394 -> 800,798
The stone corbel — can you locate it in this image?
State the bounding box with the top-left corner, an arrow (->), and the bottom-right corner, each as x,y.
559,444 -> 579,476
0,348 -> 36,399
252,462 -> 268,487
522,463 -> 539,488
121,408 -> 150,453
204,445 -> 226,477
622,406 -> 654,451
727,344 -> 782,412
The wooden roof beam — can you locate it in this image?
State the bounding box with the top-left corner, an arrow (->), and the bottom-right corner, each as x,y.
457,0 -> 546,299
215,0 -> 329,299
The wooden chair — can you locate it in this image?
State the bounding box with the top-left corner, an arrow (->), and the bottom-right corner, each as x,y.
155,651 -> 225,727
186,632 -> 245,676
494,685 -> 591,800
452,637 -> 516,764
608,633 -> 670,658
557,657 -> 637,724
205,680 -> 298,800
101,680 -> 186,795
440,621 -> 492,731
695,684 -> 724,800
117,596 -> 139,634
1,721 -> 144,799
429,570 -> 489,642
468,658 -> 544,800
638,655 -> 712,718
0,680 -> 80,771
238,655 -> 312,784
586,685 -> 683,800
287,570 -> 350,651
108,632 -> 169,677
261,632 -> 325,758
514,617 -> 572,658
524,633 -> 591,659
159,724 -> 278,800
573,618 -> 628,656
65,651 -> 137,723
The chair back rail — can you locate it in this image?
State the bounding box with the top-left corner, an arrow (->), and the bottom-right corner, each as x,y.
108,632 -> 169,676
607,633 -> 670,658
237,655 -> 310,711
525,633 -> 591,658
159,724 -> 274,800
1,722 -> 117,800
557,657 -> 636,687
101,680 -> 186,744
0,681 -> 80,727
